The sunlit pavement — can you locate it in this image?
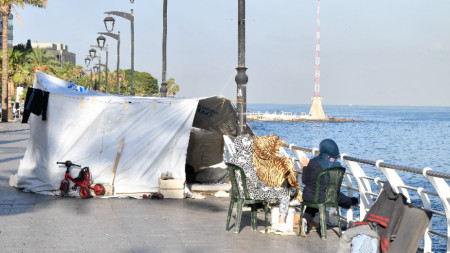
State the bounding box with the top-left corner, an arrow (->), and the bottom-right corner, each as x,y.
0,122 -> 340,253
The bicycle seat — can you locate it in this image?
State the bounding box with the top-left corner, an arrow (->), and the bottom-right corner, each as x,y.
73,167 -> 90,182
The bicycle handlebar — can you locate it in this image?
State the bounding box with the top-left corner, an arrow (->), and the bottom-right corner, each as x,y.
56,160 -> 81,168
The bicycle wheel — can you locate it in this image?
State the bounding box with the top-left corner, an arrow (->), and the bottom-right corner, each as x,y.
93,184 -> 105,196
79,187 -> 91,199
60,180 -> 69,196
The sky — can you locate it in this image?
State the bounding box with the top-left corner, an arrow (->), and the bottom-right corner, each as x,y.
11,0 -> 450,106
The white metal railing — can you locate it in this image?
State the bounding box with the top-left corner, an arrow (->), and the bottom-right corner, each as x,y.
281,143 -> 450,253
246,111 -> 308,121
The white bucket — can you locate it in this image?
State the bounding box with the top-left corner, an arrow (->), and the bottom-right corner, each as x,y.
271,207 -> 279,226
286,207 -> 296,231
271,206 -> 296,231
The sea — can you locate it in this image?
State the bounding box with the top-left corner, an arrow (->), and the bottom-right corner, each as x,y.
247,104 -> 450,252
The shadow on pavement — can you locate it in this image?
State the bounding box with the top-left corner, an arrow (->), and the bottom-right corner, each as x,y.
0,128 -> 28,134
0,138 -> 29,145
0,155 -> 25,164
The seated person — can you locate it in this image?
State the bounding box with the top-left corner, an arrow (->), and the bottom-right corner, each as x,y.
230,135 -> 291,233
300,139 -> 358,236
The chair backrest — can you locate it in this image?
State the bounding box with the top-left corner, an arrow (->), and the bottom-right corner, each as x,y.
227,163 -> 251,200
312,167 -> 346,206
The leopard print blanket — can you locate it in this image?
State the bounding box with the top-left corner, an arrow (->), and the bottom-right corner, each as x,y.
230,135 -> 290,217
252,134 -> 302,202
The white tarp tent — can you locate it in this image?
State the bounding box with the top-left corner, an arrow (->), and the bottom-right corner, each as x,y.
16,71 -> 236,195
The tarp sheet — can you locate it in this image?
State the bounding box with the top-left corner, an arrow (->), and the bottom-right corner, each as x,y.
192,96 -> 237,137
17,71 -> 200,194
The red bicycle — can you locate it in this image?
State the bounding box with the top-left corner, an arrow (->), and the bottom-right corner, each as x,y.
57,160 -> 105,198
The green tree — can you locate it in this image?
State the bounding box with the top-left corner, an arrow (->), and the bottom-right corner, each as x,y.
0,48 -> 32,111
25,39 -> 32,51
26,48 -> 59,74
12,43 -> 26,52
166,78 -> 180,97
77,70 -> 93,89
54,62 -> 83,82
123,69 -> 158,96
1,0 -> 47,122
9,48 -> 31,86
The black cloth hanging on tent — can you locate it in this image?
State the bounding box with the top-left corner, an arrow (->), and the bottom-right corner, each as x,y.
22,88 -> 49,123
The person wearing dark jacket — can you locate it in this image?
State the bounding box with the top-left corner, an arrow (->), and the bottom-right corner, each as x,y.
301,139 -> 359,236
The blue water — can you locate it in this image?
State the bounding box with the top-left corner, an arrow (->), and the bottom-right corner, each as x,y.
247,104 -> 450,252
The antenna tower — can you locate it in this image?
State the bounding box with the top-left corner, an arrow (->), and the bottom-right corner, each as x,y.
308,0 -> 326,119
314,0 -> 321,98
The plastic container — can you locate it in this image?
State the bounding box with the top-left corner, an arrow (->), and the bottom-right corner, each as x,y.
286,207 -> 296,231
271,206 -> 296,231
271,207 -> 279,226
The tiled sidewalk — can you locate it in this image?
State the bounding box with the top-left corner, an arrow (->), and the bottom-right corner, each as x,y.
0,122 -> 340,253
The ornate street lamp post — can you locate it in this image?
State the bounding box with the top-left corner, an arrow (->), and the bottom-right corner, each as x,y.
85,57 -> 93,89
236,0 -> 248,135
93,65 -> 99,90
160,0 -> 168,97
89,48 -> 101,91
104,9 -> 135,96
96,36 -> 109,94
100,17 -> 121,94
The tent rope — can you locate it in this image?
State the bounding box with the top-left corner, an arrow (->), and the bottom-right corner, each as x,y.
218,70 -> 237,96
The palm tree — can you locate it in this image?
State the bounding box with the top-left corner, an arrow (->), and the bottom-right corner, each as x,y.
26,47 -> 59,74
10,49 -> 33,89
166,78 -> 180,97
1,0 -> 47,122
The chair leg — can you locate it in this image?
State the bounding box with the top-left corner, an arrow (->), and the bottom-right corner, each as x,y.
319,204 -> 327,240
226,198 -> 236,232
337,206 -> 342,237
264,203 -> 268,234
251,205 -> 257,231
235,199 -> 244,234
298,203 -> 305,237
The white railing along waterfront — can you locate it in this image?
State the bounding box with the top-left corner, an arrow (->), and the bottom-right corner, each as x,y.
280,143 -> 450,253
247,111 -> 308,121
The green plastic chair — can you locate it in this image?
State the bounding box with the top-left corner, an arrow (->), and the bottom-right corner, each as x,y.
298,167 -> 346,239
226,163 -> 269,234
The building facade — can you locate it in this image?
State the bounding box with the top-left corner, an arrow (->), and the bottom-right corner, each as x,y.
0,14 -> 14,48
31,43 -> 76,66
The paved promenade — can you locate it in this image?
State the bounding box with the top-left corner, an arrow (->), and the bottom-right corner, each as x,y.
0,122 -> 340,253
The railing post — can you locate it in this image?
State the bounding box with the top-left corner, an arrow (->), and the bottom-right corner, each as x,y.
417,187 -> 433,253
423,167 -> 450,253
289,144 -> 307,172
343,173 -> 355,222
342,154 -> 374,220
373,177 -> 383,191
288,145 -> 309,187
376,160 -> 411,202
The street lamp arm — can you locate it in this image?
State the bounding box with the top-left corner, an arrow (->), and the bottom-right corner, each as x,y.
104,11 -> 134,21
96,63 -> 107,68
98,32 -> 120,41
105,9 -> 134,96
91,45 -> 108,51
